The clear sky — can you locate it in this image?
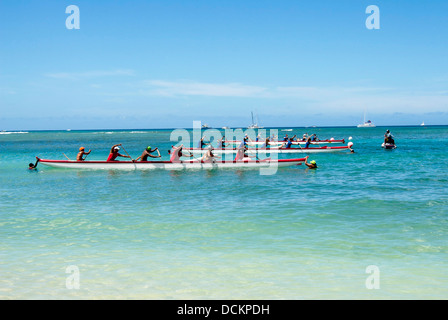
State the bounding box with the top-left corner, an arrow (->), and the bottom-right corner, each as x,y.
1,0 -> 447,130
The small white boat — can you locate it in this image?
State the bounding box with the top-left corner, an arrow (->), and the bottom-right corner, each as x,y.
202,123 -> 211,129
357,120 -> 375,128
421,121 -> 425,126
247,112 -> 263,129
357,110 -> 375,127
36,157 -> 306,170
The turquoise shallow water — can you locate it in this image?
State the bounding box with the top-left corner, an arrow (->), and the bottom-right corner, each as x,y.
1,126 -> 447,299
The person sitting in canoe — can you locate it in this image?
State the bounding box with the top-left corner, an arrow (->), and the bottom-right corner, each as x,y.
301,133 -> 308,141
218,136 -> 229,149
201,146 -> 221,163
304,135 -> 313,148
259,137 -> 270,149
238,135 -> 250,149
280,137 -> 294,149
135,146 -> 161,161
235,145 -> 250,161
304,156 -> 317,169
106,144 -> 132,162
198,136 -> 209,149
283,134 -> 289,141
77,147 -> 91,161
169,144 -> 194,163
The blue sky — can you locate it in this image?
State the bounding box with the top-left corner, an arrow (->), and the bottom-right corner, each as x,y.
1,0 -> 447,130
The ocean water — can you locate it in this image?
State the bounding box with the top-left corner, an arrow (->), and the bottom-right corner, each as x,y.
1,126 -> 447,299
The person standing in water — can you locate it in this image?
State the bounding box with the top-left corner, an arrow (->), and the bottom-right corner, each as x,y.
304,156 -> 317,169
28,159 -> 39,170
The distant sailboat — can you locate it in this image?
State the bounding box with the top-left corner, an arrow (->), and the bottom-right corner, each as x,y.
357,110 -> 375,128
247,111 -> 263,129
421,121 -> 425,126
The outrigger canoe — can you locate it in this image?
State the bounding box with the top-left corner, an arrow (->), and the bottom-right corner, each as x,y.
36,157 -> 306,170
186,145 -> 353,154
227,139 -> 345,146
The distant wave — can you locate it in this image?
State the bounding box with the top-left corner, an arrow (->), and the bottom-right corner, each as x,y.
0,131 -> 29,135
91,131 -> 147,134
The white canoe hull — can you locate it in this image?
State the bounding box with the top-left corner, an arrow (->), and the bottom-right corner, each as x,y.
186,146 -> 352,154
36,158 -> 305,170
229,139 -> 345,146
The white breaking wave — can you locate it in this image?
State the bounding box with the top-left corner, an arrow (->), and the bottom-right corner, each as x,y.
0,131 -> 29,135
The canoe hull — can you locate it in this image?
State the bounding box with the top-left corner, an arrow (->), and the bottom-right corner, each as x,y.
186,146 -> 352,154
36,158 -> 306,170
229,139 -> 345,146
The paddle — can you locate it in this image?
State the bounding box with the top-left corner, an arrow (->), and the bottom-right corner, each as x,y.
187,150 -> 202,162
62,153 -> 71,160
119,145 -> 136,169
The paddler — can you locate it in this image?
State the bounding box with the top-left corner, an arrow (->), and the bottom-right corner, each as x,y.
260,137 -> 270,149
106,144 -> 132,162
281,137 -> 294,149
201,145 -> 220,163
234,145 -> 250,161
304,135 -> 313,148
198,136 -> 209,149
238,135 -> 249,149
169,144 -> 194,163
135,146 -> 161,161
77,147 -> 91,161
218,136 -> 229,149
304,156 -> 317,169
